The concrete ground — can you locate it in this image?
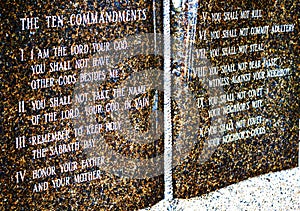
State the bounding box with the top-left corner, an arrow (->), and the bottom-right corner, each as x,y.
142,167 -> 300,211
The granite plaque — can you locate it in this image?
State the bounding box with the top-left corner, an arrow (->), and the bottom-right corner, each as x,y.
171,0 -> 299,199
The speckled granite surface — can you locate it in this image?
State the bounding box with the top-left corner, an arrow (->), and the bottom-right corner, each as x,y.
1,0 -> 298,210
171,0 -> 299,200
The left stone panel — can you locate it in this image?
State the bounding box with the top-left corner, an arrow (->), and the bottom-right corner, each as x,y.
1,1 -> 164,210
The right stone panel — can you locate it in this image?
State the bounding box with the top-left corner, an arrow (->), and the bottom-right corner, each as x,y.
172,0 -> 299,198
